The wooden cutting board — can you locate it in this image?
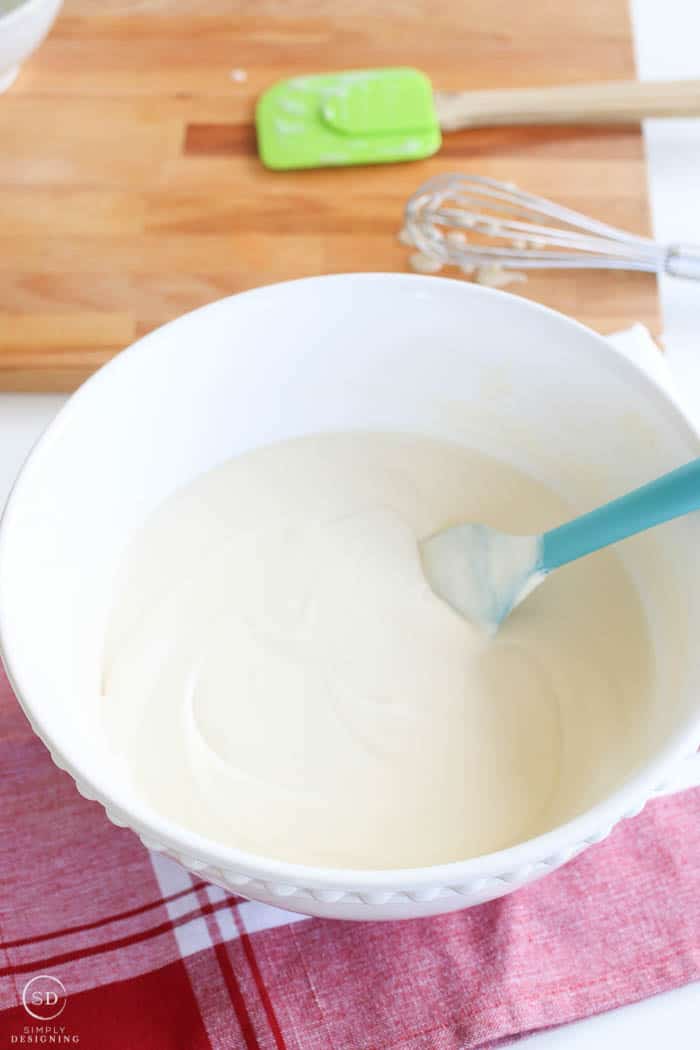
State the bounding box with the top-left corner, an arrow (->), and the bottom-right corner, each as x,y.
0,0 -> 658,391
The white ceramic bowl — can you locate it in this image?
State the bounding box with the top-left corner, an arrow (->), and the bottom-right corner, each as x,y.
0,0 -> 62,93
1,274 -> 699,921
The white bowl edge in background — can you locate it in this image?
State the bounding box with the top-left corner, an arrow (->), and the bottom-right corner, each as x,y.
0,0 -> 63,93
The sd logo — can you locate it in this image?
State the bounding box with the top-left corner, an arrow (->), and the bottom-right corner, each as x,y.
21,975 -> 67,1020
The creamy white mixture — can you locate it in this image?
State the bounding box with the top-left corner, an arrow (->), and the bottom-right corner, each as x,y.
102,432 -> 651,869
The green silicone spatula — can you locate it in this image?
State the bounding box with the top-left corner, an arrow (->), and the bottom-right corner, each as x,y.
255,68 -> 700,170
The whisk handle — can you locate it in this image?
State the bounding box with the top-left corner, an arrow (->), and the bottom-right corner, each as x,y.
434,79 -> 700,131
665,245 -> 700,281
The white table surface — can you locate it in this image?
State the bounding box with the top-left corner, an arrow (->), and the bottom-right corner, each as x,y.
1,0 -> 698,1042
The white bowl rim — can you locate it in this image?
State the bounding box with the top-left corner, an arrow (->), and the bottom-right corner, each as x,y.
1,272 -> 699,890
0,0 -> 58,28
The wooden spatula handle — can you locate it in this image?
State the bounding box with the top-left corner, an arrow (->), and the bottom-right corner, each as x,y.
434,79 -> 700,131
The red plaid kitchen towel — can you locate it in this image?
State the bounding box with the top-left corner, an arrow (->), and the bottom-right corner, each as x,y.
0,664 -> 698,1050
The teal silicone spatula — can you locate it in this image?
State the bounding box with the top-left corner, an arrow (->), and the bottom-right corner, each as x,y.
420,458 -> 700,632
256,69 -> 700,170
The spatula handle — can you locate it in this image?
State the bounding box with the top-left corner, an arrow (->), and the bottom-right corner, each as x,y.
434,79 -> 700,131
541,458 -> 700,572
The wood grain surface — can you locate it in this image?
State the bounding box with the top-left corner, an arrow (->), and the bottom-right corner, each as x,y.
0,0 -> 658,391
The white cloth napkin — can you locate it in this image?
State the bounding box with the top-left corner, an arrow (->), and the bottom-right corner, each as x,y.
607,323 -> 674,397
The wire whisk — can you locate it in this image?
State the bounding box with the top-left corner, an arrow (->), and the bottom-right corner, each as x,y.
401,174 -> 700,283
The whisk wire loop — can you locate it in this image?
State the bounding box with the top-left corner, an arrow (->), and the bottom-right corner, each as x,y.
403,174 -> 690,276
